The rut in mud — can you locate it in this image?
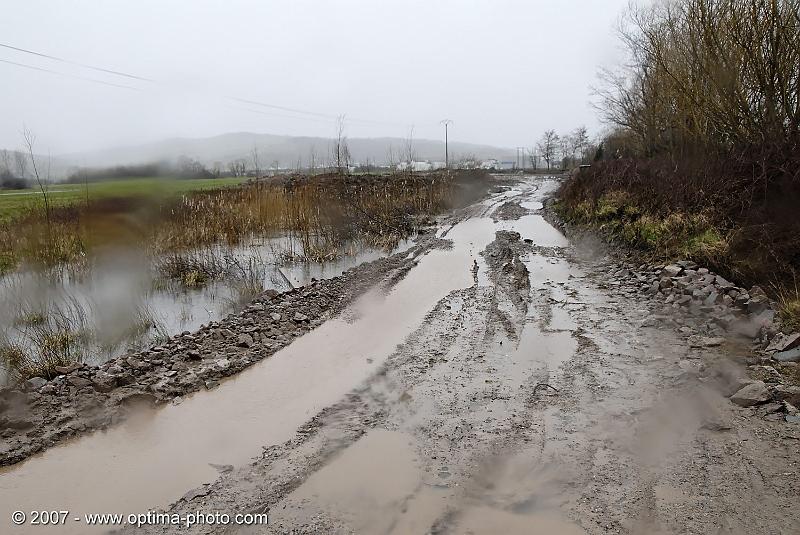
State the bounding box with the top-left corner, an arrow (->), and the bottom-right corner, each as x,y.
1,176 -> 798,535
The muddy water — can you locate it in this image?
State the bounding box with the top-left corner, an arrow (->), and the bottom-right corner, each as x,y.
0,204 -> 505,534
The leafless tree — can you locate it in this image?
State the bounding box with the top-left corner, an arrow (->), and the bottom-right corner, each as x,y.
403,126 -> 416,166
571,126 -> 590,163
227,159 -> 247,177
528,148 -> 539,170
332,115 -> 351,174
250,145 -> 261,178
14,150 -> 28,179
0,150 -> 11,176
308,145 -> 317,175
537,130 -> 559,171
22,127 -> 51,231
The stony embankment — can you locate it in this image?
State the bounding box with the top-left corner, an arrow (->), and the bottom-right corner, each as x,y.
544,199 -> 800,423
0,240 -> 435,467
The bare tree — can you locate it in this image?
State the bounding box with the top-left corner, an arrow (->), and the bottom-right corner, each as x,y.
528,147 -> 539,170
0,150 -> 11,176
22,127 -> 51,231
571,126 -> 590,163
308,145 -> 317,175
14,150 -> 28,179
403,126 -> 416,167
250,145 -> 261,178
332,115 -> 351,174
537,130 -> 560,171
227,159 -> 247,177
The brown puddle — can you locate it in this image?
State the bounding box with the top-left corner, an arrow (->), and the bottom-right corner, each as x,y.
260,428 -> 448,534
451,448 -> 586,535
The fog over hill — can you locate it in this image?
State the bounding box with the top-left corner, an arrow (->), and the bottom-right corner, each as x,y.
56,133 -> 517,170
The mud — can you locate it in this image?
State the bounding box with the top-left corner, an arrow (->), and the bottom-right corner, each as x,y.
2,176 -> 799,535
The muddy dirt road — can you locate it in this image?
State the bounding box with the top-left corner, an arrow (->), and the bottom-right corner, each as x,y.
2,176 -> 799,534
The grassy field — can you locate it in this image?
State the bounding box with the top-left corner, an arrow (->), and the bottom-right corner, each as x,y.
0,177 -> 247,222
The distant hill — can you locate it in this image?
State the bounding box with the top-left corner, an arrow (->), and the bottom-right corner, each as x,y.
57,132 -> 517,169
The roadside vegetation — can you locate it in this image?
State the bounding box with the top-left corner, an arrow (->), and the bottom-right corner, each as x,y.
555,0 -> 800,329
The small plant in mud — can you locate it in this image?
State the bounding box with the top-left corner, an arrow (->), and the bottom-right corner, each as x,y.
1,330 -> 84,381
776,279 -> 800,333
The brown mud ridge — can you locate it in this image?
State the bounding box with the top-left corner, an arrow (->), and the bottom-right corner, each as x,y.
0,237 -> 444,467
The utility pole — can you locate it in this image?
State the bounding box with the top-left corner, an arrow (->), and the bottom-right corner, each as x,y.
440,119 -> 453,168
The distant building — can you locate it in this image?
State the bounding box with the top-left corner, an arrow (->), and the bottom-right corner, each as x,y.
396,161 -> 435,172
481,159 -> 500,170
499,161 -> 515,170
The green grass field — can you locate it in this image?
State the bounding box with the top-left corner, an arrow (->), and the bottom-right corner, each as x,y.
0,177 -> 247,222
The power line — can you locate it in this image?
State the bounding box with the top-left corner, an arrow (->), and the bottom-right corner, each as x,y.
0,58 -> 140,91
0,41 -> 428,130
0,42 -> 153,82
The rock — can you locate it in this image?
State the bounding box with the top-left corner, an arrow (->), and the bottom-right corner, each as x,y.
186,349 -> 201,360
766,333 -> 800,353
293,312 -> 309,322
689,336 -> 725,348
775,347 -> 800,363
786,414 -> 800,424
730,381 -> 771,407
750,285 -> 768,299
24,377 -> 47,391
263,289 -> 279,300
126,358 -> 151,371
181,486 -> 209,502
237,334 -> 254,348
746,296 -> 770,315
714,275 -> 735,290
91,373 -> 116,393
54,363 -> 81,375
772,385 -> 800,406
270,313 -> 282,322
662,264 -> 684,277
67,376 -> 92,388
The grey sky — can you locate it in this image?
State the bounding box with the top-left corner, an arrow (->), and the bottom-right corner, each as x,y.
0,0 -> 629,155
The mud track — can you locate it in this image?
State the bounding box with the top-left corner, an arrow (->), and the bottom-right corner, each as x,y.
2,177 -> 799,534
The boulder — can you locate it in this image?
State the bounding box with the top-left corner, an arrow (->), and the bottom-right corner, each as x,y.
662,264 -> 683,277
237,334 -> 254,348
775,347 -> 800,363
730,381 -> 771,407
54,363 -> 81,375
24,377 -> 47,391
91,373 -> 117,393
67,376 -> 92,388
766,333 -> 800,353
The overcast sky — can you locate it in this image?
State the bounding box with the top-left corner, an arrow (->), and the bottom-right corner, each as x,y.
0,0 -> 630,155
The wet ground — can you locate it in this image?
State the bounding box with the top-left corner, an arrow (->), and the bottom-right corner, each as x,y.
2,176 -> 799,534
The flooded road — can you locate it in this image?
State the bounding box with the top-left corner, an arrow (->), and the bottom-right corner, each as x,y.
2,175 -> 798,535
0,180 -> 517,534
